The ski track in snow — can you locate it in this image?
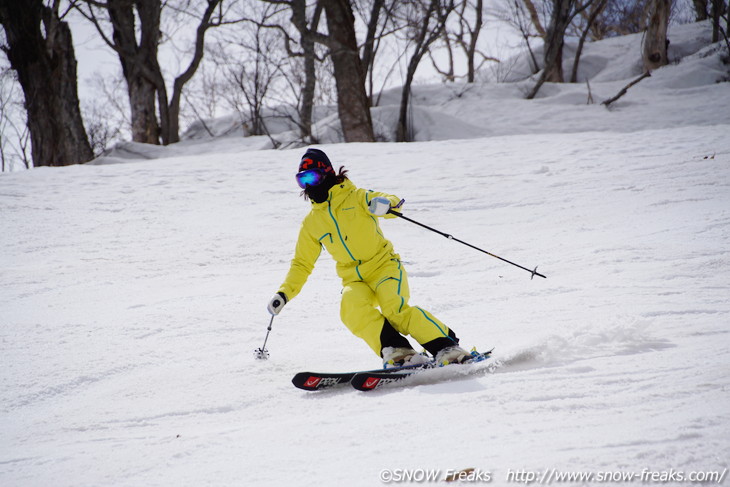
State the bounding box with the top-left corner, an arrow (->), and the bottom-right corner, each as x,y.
2,22 -> 730,487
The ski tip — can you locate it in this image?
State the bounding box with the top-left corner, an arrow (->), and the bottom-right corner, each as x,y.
291,372 -> 328,391
291,371 -> 355,391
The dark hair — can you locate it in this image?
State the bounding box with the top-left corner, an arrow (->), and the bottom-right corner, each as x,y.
334,165 -> 349,183
301,166 -> 349,201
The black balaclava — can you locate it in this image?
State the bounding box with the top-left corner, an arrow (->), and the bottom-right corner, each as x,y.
299,148 -> 337,204
305,175 -> 337,203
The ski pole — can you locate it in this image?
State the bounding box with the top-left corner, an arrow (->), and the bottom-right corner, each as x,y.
254,315 -> 275,360
388,209 -> 547,279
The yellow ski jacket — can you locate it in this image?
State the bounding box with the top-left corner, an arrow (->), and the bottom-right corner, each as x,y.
279,179 -> 402,300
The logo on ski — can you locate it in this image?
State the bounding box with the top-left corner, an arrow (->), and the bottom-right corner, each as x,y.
304,376 -> 322,388
362,377 -> 381,389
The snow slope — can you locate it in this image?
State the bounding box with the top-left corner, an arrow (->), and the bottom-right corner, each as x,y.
1,21 -> 730,487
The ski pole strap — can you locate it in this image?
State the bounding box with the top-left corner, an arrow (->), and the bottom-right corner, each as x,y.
387,210 -> 547,279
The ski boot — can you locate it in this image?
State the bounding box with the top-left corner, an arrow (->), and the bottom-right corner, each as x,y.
434,346 -> 473,366
381,346 -> 431,369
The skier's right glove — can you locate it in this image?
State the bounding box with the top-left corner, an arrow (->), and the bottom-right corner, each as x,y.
368,197 -> 391,216
267,292 -> 288,315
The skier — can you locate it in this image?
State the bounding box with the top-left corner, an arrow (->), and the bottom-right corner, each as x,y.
267,148 -> 472,368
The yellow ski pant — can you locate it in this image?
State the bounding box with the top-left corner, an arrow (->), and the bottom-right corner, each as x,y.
339,257 -> 453,356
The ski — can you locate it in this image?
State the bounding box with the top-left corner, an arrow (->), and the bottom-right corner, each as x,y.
292,349 -> 493,391
350,350 -> 493,391
291,360 -> 433,391
291,371 -> 355,391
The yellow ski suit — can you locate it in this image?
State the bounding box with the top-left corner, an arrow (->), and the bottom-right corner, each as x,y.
278,179 -> 456,356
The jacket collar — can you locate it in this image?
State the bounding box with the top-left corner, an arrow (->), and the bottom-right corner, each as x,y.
311,179 -> 355,210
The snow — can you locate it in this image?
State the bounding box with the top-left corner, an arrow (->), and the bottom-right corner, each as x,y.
2,20 -> 730,487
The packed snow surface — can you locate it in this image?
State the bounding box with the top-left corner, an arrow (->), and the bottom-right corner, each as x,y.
1,20 -> 729,487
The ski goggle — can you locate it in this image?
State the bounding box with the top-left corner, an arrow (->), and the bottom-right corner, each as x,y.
296,169 -> 326,188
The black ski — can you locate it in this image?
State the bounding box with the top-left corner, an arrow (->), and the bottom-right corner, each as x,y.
291,371 -> 356,391
350,350 -> 493,391
292,350 -> 493,391
291,361 -> 434,391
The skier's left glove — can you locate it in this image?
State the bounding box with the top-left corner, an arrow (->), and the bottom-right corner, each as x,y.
267,292 -> 288,315
368,197 -> 391,216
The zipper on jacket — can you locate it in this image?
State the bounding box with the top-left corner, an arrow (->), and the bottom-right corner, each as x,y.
327,200 -> 363,280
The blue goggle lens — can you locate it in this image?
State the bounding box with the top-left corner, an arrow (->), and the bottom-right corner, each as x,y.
296,169 -> 325,189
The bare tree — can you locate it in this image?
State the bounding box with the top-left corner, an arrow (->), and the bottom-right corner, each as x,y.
289,0 -> 324,141
710,0 -> 726,42
170,56 -> 224,137
522,0 -> 547,36
692,0 -> 709,20
353,0 -> 403,104
1,66 -> 21,170
105,0 -> 160,144
0,66 -> 30,171
430,17 -> 456,81
544,0 -> 577,82
430,0 -> 497,82
320,0 -> 375,142
212,0 -> 380,144
0,0 -> 93,167
76,0 -> 228,145
87,70 -> 131,138
394,0 -> 454,142
165,0 -> 229,144
570,0 -> 609,82
221,5 -> 286,140
358,0 -> 386,89
526,0 -> 592,99
643,0 -> 670,71
496,0 -> 543,75
263,0 -> 325,142
594,0 -> 652,37
83,100 -> 124,156
460,0 -> 485,82
0,70 -> 9,171
220,0 -> 330,144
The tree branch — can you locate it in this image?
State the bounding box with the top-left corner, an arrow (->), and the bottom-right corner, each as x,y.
601,70 -> 651,107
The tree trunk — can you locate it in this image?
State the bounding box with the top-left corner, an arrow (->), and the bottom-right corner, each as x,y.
397,0 -> 434,142
361,0 -> 384,80
289,0 -> 323,142
0,0 -> 93,166
692,0 -> 708,20
571,0 -> 608,83
396,0 -> 451,142
125,66 -> 160,144
643,0 -> 670,71
300,32 -> 317,141
107,0 -> 161,144
396,59 -> 418,142
466,0 -> 483,82
543,0 -> 576,83
523,0 -> 546,37
166,0 -> 221,145
711,0 -> 723,42
320,0 -> 374,142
